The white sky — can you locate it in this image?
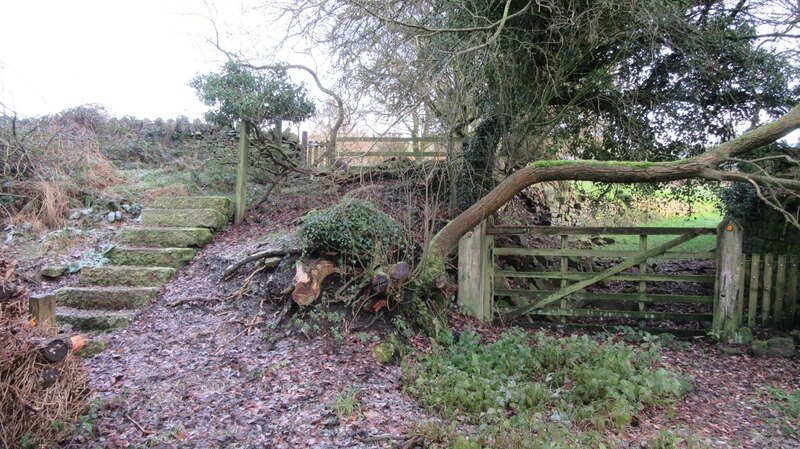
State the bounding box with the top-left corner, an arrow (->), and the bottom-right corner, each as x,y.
0,0 -> 276,119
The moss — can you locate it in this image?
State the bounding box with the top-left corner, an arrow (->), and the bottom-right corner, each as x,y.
528,159 -> 657,169
78,339 -> 107,358
418,252 -> 445,288
374,341 -> 395,364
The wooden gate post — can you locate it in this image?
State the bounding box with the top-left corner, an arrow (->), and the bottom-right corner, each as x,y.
713,218 -> 744,341
29,293 -> 57,335
457,219 -> 493,321
234,120 -> 250,225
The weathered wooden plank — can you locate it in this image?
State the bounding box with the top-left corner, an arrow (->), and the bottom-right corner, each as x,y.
560,235 -> 569,324
492,247 -> 715,260
336,136 -> 445,143
774,255 -> 787,324
639,234 -> 647,312
525,308 -> 712,322
336,151 -> 446,158
763,254 -> 774,323
487,226 -> 717,236
493,270 -> 716,283
504,232 -> 702,320
736,253 -> 746,329
29,293 -> 57,334
748,254 -> 760,327
484,220 -> 495,321
234,121 -> 249,225
511,321 -> 708,337
494,289 -> 714,304
787,255 -> 799,326
712,219 -> 743,341
457,221 -> 485,320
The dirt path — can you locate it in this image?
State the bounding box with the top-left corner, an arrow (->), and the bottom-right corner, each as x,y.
61,213 -> 431,449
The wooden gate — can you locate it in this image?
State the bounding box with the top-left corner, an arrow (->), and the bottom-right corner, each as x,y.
457,218 -> 799,336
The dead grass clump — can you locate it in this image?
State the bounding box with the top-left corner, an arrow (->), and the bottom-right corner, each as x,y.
0,258 -> 89,448
1,113 -> 120,229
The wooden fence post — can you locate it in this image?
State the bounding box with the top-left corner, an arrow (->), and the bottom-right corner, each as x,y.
29,293 -> 57,335
713,218 -> 744,341
457,219 -> 493,321
301,131 -> 308,166
234,120 -> 249,225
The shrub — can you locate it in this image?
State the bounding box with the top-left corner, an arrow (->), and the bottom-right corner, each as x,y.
1,112 -> 119,228
403,329 -> 689,448
298,198 -> 404,267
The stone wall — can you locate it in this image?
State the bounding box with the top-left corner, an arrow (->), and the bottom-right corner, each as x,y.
740,205 -> 800,254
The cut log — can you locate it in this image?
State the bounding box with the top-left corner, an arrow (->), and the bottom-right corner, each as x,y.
223,247 -> 303,279
389,262 -> 411,282
292,259 -> 342,306
41,368 -> 60,389
39,335 -> 85,363
372,271 -> 389,294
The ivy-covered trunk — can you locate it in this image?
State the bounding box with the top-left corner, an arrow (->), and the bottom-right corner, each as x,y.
456,117 -> 502,212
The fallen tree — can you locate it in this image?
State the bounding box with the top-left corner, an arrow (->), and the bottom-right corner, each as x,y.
425,104 -> 800,270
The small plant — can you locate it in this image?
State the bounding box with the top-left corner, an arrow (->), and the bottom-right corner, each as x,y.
329,388 -> 361,420
298,198 -> 404,267
246,368 -> 265,381
403,329 -> 689,448
646,430 -> 711,449
766,387 -> 800,437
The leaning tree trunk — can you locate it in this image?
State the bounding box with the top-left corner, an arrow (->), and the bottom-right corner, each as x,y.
425,104 -> 800,269
456,117 -> 503,212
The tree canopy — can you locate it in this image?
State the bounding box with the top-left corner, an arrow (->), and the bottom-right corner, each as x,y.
190,61 -> 315,131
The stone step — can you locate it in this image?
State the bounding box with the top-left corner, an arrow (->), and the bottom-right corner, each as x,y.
119,227 -> 213,248
140,208 -> 228,230
56,307 -> 136,332
80,266 -> 176,287
57,286 -> 159,310
151,196 -> 233,217
108,246 -> 196,268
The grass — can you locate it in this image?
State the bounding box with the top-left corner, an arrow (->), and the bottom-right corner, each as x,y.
403,328 -> 692,448
765,386 -> 800,437
570,181 -> 724,253
329,388 -> 361,420
599,210 -> 723,253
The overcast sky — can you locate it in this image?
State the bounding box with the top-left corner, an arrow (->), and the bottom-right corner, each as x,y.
0,0 -> 268,119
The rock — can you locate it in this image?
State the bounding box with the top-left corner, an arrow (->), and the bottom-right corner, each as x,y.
734,327 -> 754,344
69,210 -> 81,220
751,337 -> 795,358
719,346 -> 744,355
40,264 -> 67,278
78,339 -> 107,358
122,203 -> 131,212
790,330 -> 800,345
106,211 -> 116,222
373,342 -> 395,365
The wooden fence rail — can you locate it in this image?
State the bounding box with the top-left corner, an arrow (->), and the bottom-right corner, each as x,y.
458,217 -> 798,339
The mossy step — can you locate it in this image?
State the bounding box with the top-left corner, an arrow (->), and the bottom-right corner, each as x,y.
57,286 -> 159,310
56,307 -> 135,332
119,227 -> 213,248
151,196 -> 233,217
80,266 -> 176,287
108,247 -> 196,268
140,208 -> 228,230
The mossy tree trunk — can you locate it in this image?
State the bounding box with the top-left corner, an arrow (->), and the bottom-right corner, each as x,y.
423,105 -> 800,275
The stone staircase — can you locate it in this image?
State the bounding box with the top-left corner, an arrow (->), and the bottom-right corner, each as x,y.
54,196 -> 232,332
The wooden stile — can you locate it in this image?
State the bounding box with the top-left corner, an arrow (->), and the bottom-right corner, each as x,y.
774,255 -> 787,323
762,254 -> 774,323
787,255 -> 799,326
748,254 -> 761,327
